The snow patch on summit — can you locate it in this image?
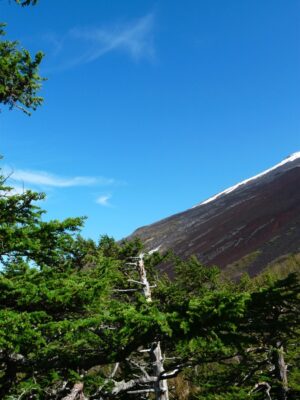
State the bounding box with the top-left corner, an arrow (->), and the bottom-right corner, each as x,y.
193,152 -> 300,209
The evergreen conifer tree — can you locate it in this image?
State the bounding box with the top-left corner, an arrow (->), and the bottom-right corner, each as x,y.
0,1 -> 44,115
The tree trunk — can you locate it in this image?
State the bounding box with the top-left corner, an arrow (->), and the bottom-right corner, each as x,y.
137,255 -> 152,302
62,382 -> 86,400
138,256 -> 169,400
151,342 -> 169,400
273,344 -> 289,400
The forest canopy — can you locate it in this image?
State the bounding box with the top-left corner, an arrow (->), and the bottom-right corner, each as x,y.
0,169 -> 299,399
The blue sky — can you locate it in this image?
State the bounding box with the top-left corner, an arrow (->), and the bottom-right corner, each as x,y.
1,0 -> 299,240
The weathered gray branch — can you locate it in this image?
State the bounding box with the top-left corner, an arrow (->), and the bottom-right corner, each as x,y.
249,381 -> 272,400
127,388 -> 155,394
97,254 -> 172,400
62,382 -> 87,400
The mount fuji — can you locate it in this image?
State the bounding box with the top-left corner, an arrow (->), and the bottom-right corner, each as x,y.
129,153 -> 300,278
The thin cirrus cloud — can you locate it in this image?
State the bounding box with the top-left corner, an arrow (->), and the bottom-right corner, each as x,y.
6,168 -> 115,188
96,194 -> 112,207
44,13 -> 155,71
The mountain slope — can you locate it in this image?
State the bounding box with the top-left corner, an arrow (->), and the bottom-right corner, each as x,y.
129,153 -> 300,277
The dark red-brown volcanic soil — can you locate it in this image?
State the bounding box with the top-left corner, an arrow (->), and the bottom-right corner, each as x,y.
128,155 -> 300,277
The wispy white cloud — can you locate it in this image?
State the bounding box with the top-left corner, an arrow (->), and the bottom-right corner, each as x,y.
44,13 -> 155,70
5,168 -> 115,188
96,194 -> 112,207
70,13 -> 155,62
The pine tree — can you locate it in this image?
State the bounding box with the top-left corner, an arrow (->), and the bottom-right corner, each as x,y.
0,169 -> 251,399
239,273 -> 300,399
1,166 -> 298,399
0,1 -> 44,115
188,272 -> 300,400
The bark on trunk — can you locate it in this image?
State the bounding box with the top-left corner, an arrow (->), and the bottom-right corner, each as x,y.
273,345 -> 289,400
62,382 -> 86,400
138,256 -> 169,400
151,342 -> 169,400
137,255 -> 152,302
105,256 -> 171,399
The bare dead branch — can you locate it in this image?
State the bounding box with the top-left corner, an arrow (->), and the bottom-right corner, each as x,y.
109,363 -> 119,379
61,382 -> 86,400
127,388 -> 155,394
249,381 -> 272,400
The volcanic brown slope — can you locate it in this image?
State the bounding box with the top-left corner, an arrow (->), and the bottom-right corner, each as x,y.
129,153 -> 300,277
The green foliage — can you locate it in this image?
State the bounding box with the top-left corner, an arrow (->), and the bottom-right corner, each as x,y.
0,23 -> 44,115
0,166 -> 299,399
239,273 -> 300,399
0,169 -> 243,398
188,271 -> 300,400
0,187 -> 84,270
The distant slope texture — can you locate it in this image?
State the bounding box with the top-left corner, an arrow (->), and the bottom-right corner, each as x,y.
129,153 -> 300,278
